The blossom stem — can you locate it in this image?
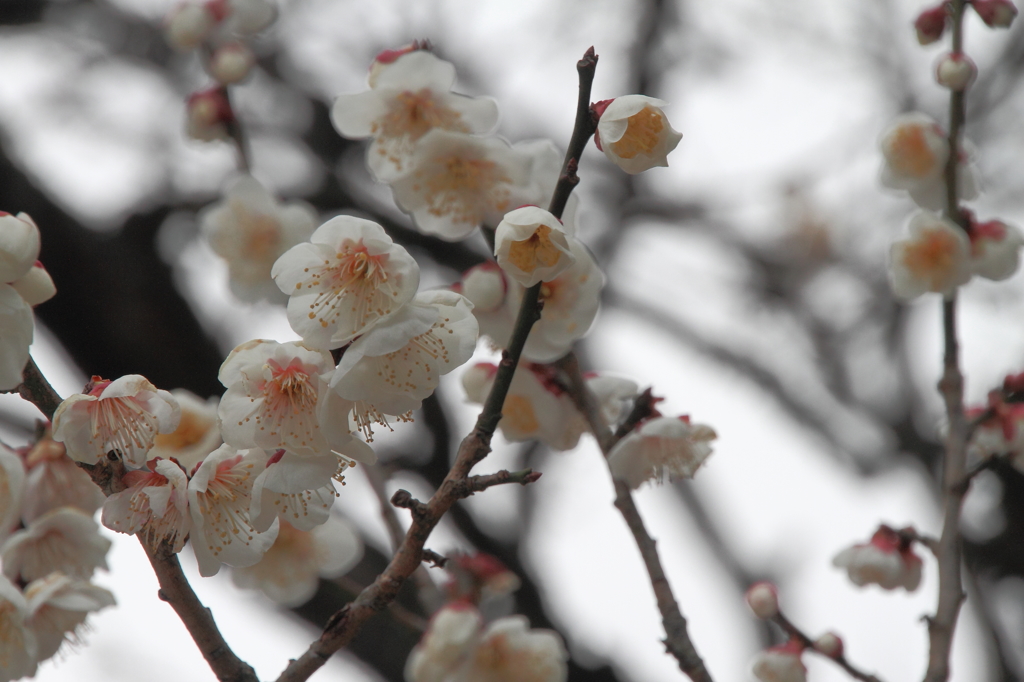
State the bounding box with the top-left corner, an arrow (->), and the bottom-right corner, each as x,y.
771,611 -> 884,682
273,48 -> 600,682
927,1 -> 970,680
557,353 -> 714,682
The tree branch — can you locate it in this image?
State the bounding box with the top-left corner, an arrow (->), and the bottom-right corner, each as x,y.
771,612 -> 884,682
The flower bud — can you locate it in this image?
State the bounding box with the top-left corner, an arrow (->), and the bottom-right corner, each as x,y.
973,0 -> 1017,27
461,263 -> 506,312
186,88 -> 233,141
0,212 -> 41,284
935,53 -> 976,91
10,262 -> 56,306
367,40 -> 430,87
745,582 -> 779,619
594,95 -> 682,174
813,632 -> 844,658
462,363 -> 497,404
914,5 -> 947,44
165,2 -> 217,51
209,42 -> 256,84
969,217 -> 1023,281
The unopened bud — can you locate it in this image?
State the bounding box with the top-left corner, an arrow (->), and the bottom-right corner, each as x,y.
745,582 -> 779,619
209,42 -> 255,84
935,53 -> 977,90
813,632 -> 844,658
974,0 -> 1017,27
186,88 -> 233,141
914,5 -> 947,44
165,3 -> 216,51
462,363 -> 496,404
11,262 -> 56,306
461,264 -> 506,312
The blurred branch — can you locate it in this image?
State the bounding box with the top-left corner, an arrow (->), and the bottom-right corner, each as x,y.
771,611 -> 884,682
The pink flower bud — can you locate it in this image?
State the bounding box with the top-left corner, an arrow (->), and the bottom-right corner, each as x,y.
935,53 -> 976,91
209,42 -> 256,84
974,0 -> 1017,27
186,88 -> 233,141
914,5 -> 947,44
752,640 -> 807,682
165,2 -> 217,51
745,582 -> 779,619
461,262 -> 507,312
813,632 -> 844,658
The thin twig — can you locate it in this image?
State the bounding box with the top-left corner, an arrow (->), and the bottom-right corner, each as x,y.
273,48 -> 598,682
772,612 -> 883,682
557,354 -> 714,682
17,356 -> 63,420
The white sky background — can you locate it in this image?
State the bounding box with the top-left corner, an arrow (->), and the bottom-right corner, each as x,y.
2,0 -> 1024,680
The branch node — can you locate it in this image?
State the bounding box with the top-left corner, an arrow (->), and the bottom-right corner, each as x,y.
422,549 -> 448,568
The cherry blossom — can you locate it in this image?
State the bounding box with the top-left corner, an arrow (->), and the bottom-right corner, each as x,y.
24,572 -> 115,660
231,517 -> 362,607
187,444 -> 278,577
1,508 -> 111,582
21,429 -> 104,525
969,218 -> 1024,281
0,575 -> 37,681
52,374 -> 181,468
148,389 -> 222,473
889,211 -> 971,300
272,216 -> 420,349
607,415 -> 717,489
594,95 -> 682,175
102,458 -> 192,554
389,130 -> 532,241
832,525 -> 923,591
328,290 -> 477,435
751,640 -> 807,682
332,50 -> 499,182
405,603 -> 482,682
879,112 -> 978,211
494,206 -> 576,287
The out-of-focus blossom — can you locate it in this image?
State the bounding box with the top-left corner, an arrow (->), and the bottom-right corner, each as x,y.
187,445 -> 278,577
967,389 -> 1024,471
10,262 -> 56,307
231,517 -> 362,607
224,0 -> 277,35
0,211 -> 43,391
889,211 -> 971,300
973,0 -> 1017,27
454,262 -> 518,350
813,632 -> 844,658
445,553 -> 521,603
187,88 -> 233,141
248,449 -> 338,532
0,575 -> 37,680
935,52 -> 976,91
164,2 -> 218,50
584,373 -> 639,429
969,218 -> 1023,281
0,444 -> 25,543
149,390 -> 222,473
0,212 -> 41,284
390,130 -> 531,241
405,603 -> 482,682
209,42 -> 256,84
494,206 -> 576,287
832,525 -> 923,591
745,581 -> 779,620
914,5 -> 947,44
24,572 -> 115,660
21,430 -> 104,525
0,284 -> 33,391
462,615 -> 568,682
594,96 -> 682,175
332,50 -> 498,182
329,290 -> 477,435
102,458 -> 192,554
272,216 -> 419,349
879,112 -> 978,210
202,175 -> 317,303
367,41 -> 429,88
52,374 -> 181,468
1,508 -> 111,582
607,415 -> 716,489
751,640 -> 807,682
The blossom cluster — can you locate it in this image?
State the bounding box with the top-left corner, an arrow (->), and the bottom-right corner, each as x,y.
965,371 -> 1024,472
0,432 -> 114,679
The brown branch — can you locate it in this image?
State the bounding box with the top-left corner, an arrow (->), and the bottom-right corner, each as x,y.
17,356 -> 62,421
460,468 -> 541,495
273,48 -> 599,682
557,354 -> 714,682
771,612 -> 884,682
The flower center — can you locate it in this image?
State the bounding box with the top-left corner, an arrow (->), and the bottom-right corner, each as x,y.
502,395 -> 539,434
611,106 -> 664,159
415,155 -> 510,226
888,125 -> 936,178
507,224 -> 561,273
902,228 -> 961,287
154,410 -> 214,451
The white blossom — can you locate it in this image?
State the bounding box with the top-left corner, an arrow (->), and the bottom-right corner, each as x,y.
0,284 -> 33,391
585,373 -> 639,429
751,642 -> 807,682
745,581 -> 779,620
24,572 -> 115,660
405,604 -> 482,682
187,88 -> 233,141
164,2 -> 218,50
833,526 -> 923,591
608,416 -> 716,489
10,262 -> 56,307
0,445 -> 25,544
248,449 -> 338,532
209,42 -> 256,84
102,458 -> 192,554
889,211 -> 971,300
52,374 -> 181,468
21,432 -> 104,526
494,206 -> 576,287
0,575 -> 37,681
272,216 -> 420,349
595,96 -> 682,175
332,50 -> 499,182
970,219 -> 1024,281
456,263 -> 518,351
462,616 -> 568,682
1,508 -> 111,582
148,389 -> 222,473
0,212 -> 41,285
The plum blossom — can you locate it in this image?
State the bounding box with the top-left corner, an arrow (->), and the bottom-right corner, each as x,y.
10,262 -> 56,307
494,206 -> 576,287
889,211 -> 971,300
813,632 -> 844,658
187,87 -> 233,141
584,373 -> 639,429
1,508 -> 111,582
248,449 -> 339,532
332,50 -> 499,182
832,525 -> 923,591
223,0 -> 277,36
935,52 -> 976,91
0,212 -> 41,284
20,429 -> 104,525
102,458 -> 192,553
607,415 -> 717,489
745,581 -> 779,620
52,374 -> 181,468
969,218 -> 1024,281
148,389 -> 222,473
973,0 -> 1017,27
231,516 -> 362,607
187,444 -> 278,577
594,96 -> 682,175
0,445 -> 25,543
0,575 -> 37,681
879,112 -> 978,210
0,211 -> 46,391
164,2 -> 218,50
445,553 -> 521,604
967,390 -> 1024,470
751,640 -> 807,682
209,42 -> 256,84
389,130 -> 532,241
202,176 -> 318,302
272,216 -> 420,349
24,572 -> 115,660
0,285 -> 32,392
455,262 -> 518,350
406,603 -> 482,682
461,616 -> 568,682
328,290 -> 477,436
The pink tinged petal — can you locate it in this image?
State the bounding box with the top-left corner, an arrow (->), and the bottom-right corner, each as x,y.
0,283 -> 33,391
1,508 -> 111,582
22,449 -> 104,525
0,212 -> 41,284
373,50 -> 457,92
25,574 -> 115,660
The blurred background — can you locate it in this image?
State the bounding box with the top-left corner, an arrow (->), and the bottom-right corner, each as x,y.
2,0 -> 1024,680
